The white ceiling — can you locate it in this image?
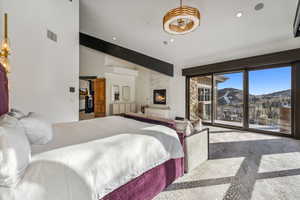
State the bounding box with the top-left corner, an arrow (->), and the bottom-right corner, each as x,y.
80,0 -> 300,67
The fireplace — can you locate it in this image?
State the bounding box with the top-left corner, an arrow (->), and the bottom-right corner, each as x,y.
153,89 -> 166,105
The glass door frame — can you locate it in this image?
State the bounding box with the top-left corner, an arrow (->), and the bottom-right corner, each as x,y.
246,65 -> 293,135
212,70 -> 245,128
186,63 -> 294,137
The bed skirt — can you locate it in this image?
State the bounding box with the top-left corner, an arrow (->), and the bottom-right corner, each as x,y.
101,158 -> 183,200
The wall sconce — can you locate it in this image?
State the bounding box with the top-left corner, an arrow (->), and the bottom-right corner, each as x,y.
0,13 -> 11,73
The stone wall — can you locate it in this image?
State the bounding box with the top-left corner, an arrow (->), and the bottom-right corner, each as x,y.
189,76 -> 213,121
189,77 -> 199,120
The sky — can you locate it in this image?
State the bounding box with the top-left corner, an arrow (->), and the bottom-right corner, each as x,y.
218,66 -> 291,95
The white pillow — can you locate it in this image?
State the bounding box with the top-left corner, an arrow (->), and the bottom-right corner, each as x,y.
185,121 -> 194,136
20,113 -> 53,145
0,115 -> 31,187
174,120 -> 188,132
7,108 -> 27,120
192,118 -> 203,132
175,119 -> 203,136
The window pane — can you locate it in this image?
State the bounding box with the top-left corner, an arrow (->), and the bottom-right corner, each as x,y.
214,72 -> 244,126
249,67 -> 291,134
189,76 -> 212,122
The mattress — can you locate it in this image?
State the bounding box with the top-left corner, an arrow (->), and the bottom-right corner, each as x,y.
0,116 -> 184,200
32,116 -> 167,154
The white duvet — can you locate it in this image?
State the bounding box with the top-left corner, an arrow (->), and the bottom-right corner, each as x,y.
0,117 -> 183,200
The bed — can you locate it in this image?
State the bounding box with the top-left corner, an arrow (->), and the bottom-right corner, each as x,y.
0,63 -> 184,200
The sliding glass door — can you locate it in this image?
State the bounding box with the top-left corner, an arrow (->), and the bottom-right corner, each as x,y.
188,65 -> 292,135
214,72 -> 244,127
248,66 -> 292,134
189,76 -> 212,122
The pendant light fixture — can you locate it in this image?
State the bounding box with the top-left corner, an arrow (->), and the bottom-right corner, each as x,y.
0,13 -> 11,73
163,0 -> 200,35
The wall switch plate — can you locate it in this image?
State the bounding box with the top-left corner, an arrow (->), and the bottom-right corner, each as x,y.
47,30 -> 58,42
69,87 -> 75,93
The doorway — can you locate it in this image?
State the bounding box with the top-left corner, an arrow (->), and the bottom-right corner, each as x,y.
79,77 -> 106,120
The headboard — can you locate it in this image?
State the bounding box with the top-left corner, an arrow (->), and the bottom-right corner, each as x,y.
0,63 -> 9,116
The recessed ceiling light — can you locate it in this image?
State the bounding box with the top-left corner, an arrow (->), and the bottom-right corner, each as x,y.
236,12 -> 243,18
112,37 -> 117,41
255,3 -> 264,11
170,38 -> 175,43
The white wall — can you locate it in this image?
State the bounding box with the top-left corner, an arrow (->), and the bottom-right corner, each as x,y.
135,64 -> 186,119
169,64 -> 186,119
1,0 -> 79,123
149,71 -> 171,107
105,73 -> 136,115
80,45 -> 138,76
0,2 -> 3,30
80,46 -> 138,115
135,67 -> 172,107
135,68 -> 151,105
80,46 -> 183,118
80,45 -> 109,77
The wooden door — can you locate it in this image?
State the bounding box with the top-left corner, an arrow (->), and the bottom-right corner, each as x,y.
94,78 -> 106,117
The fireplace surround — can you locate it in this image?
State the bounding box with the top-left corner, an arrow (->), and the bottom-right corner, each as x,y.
153,89 -> 167,105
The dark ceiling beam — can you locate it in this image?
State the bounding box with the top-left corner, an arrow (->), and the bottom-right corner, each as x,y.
182,48 -> 300,76
80,33 -> 174,77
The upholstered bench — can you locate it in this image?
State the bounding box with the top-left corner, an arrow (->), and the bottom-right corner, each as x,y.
183,128 -> 209,173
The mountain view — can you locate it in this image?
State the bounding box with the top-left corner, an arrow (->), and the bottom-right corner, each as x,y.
217,88 -> 291,105
215,87 -> 291,133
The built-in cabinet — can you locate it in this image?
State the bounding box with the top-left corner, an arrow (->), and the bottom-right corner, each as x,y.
112,103 -> 137,115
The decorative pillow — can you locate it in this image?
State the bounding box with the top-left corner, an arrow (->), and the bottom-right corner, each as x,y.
175,119 -> 203,136
7,108 -> 27,120
0,115 -> 31,187
192,118 -> 203,132
20,112 -> 53,145
174,120 -> 188,132
185,121 -> 194,136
